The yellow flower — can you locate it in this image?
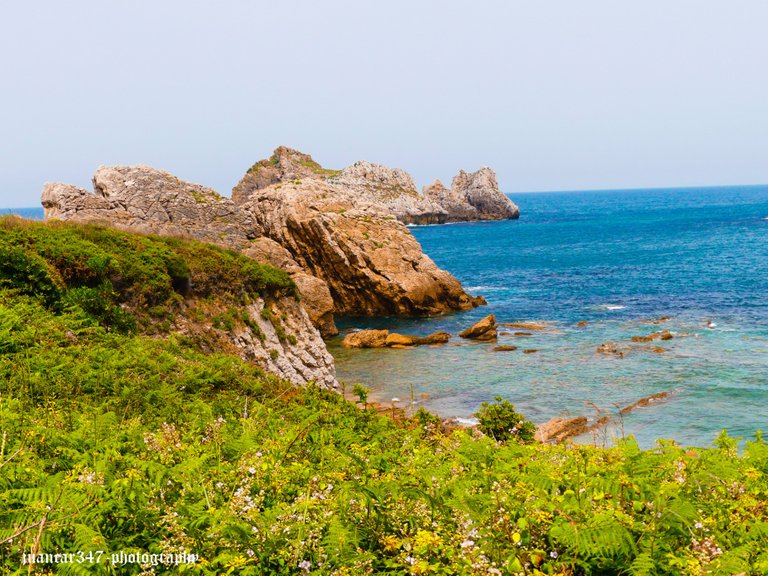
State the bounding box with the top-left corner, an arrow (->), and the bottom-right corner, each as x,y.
413,530 -> 443,550
382,534 -> 400,552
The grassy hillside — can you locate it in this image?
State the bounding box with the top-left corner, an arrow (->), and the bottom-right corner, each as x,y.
0,219 -> 766,575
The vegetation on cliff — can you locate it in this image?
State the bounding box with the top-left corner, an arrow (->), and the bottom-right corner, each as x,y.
0,219 -> 766,575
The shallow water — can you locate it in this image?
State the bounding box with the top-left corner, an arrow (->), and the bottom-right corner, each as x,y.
329,186 -> 768,448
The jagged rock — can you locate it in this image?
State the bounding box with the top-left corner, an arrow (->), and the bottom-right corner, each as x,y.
452,168 -> 520,220
329,162 -> 447,225
341,329 -> 390,348
424,168 -> 520,222
231,146 -> 336,204
230,297 -> 337,389
43,166 -> 254,248
243,238 -> 337,337
241,179 -> 482,317
233,147 -> 519,225
459,314 -> 498,341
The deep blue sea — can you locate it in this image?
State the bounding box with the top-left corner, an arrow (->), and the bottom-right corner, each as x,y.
6,191 -> 768,448
329,186 -> 768,448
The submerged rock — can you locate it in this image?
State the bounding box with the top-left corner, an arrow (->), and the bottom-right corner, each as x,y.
619,391 -> 672,415
493,345 -> 518,352
597,342 -> 625,357
459,314 -> 498,341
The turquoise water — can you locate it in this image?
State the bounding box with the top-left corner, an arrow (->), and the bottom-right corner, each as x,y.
2,207 -> 44,220
329,186 -> 768,448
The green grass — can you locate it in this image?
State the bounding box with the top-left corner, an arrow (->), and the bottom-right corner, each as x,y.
0,219 -> 766,575
0,217 -> 296,333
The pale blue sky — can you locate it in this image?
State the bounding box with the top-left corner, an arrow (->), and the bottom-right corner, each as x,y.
1,0 -> 766,207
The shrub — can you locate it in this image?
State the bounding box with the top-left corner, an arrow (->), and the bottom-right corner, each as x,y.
475,396 -> 536,443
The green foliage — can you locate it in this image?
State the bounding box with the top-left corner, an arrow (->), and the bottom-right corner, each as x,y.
475,396 -> 536,443
0,219 -> 765,575
0,217 -> 296,334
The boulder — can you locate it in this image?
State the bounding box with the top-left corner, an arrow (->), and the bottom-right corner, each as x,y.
416,330 -> 451,345
341,329 -> 390,348
459,314 -> 498,341
493,345 -> 518,352
385,333 -> 417,347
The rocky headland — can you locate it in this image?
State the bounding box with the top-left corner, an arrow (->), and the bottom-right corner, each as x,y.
40,146 -> 517,387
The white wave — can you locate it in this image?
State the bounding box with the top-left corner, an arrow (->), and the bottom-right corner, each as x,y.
454,417 -> 479,426
596,304 -> 626,311
466,286 -> 494,291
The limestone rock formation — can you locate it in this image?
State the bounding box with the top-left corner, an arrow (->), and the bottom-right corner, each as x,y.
231,146 -> 337,204
42,166 -> 254,248
232,147 -> 519,225
229,296 -> 337,389
240,179 -> 482,317
459,314 -> 498,341
242,237 -> 337,337
42,152 -> 492,341
451,168 -> 520,220
328,161 -> 447,225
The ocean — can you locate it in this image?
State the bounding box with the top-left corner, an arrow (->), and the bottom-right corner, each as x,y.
329,185 -> 768,448
7,189 -> 768,448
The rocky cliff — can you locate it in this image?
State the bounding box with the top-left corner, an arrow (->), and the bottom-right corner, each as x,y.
41,159 -> 484,341
239,179 -> 483,316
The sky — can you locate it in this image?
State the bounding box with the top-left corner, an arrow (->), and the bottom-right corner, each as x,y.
1,0 -> 766,207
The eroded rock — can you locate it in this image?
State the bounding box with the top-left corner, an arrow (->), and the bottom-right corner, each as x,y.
459,314 -> 498,341
341,329 -> 390,349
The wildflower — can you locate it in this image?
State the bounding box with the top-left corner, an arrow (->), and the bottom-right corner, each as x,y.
550,550 -> 558,559
460,539 -> 475,548
298,559 -> 312,572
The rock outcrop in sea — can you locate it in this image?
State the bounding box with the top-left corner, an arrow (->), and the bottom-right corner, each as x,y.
231,146 -> 520,225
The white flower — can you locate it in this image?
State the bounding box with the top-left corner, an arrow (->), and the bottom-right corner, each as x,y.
550,550 -> 558,558
298,560 -> 311,571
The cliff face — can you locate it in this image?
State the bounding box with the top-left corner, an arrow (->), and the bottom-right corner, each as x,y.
240,180 -> 483,316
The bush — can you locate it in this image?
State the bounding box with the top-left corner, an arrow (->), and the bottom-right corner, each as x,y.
475,396 -> 536,443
